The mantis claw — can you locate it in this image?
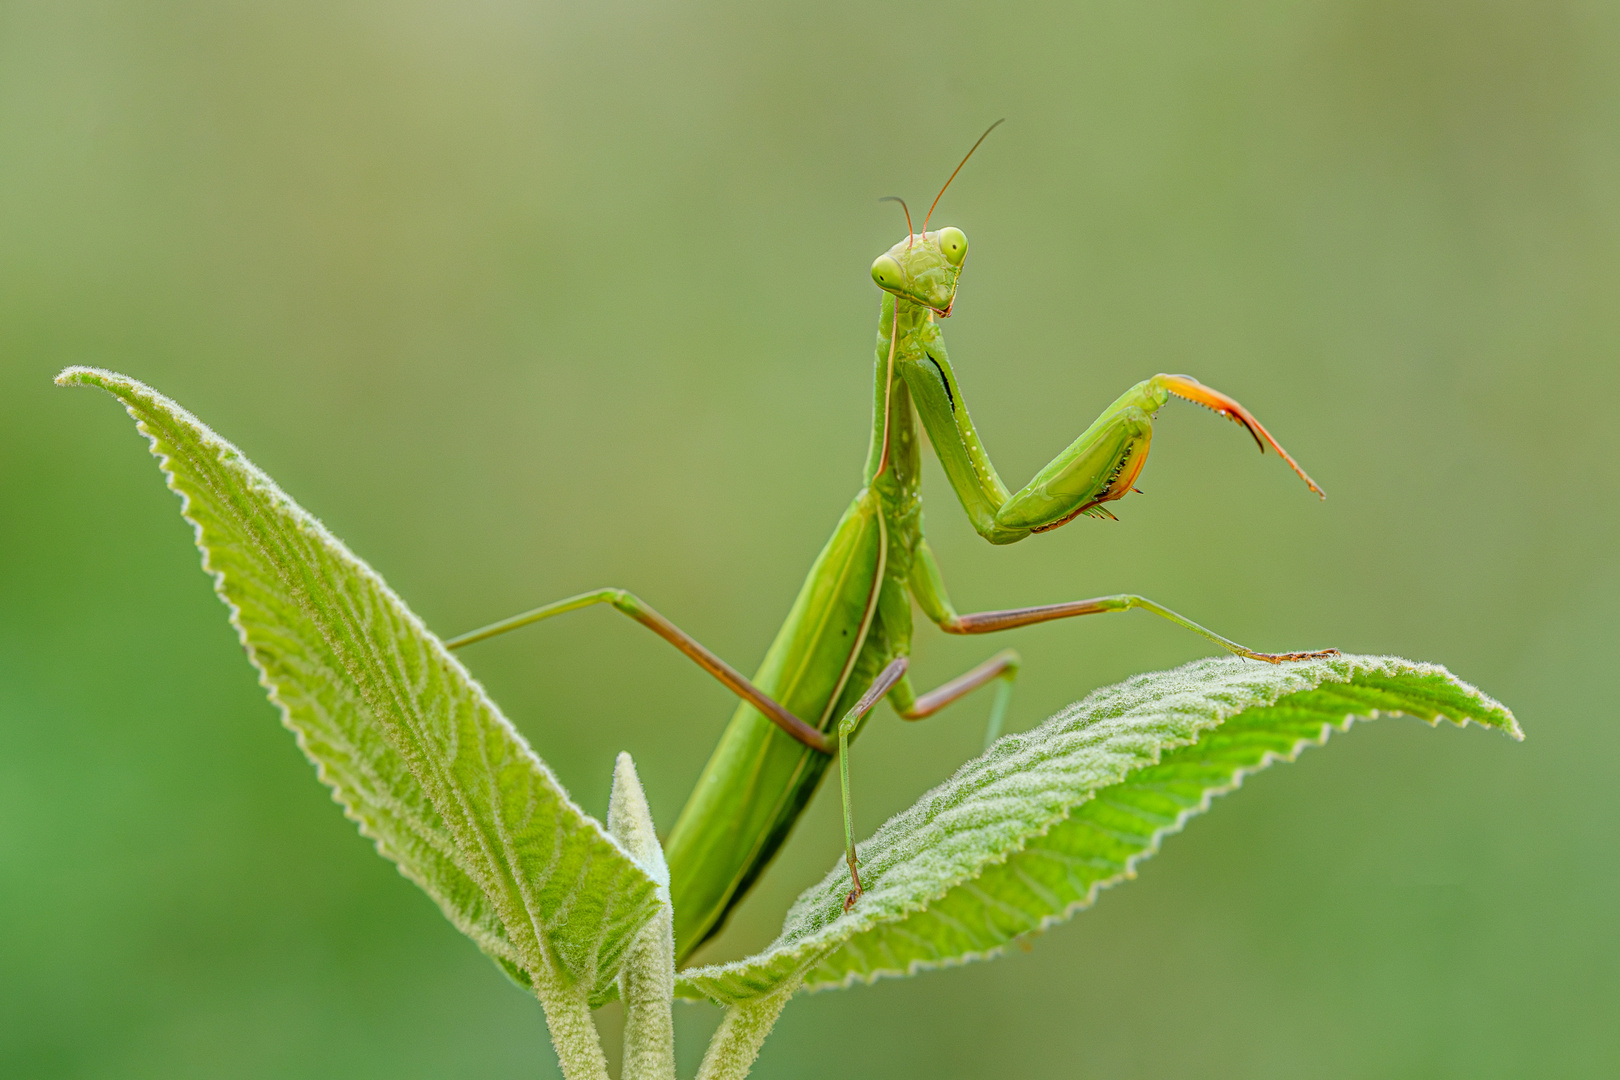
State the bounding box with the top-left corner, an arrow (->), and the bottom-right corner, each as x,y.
843,853 -> 864,912
1156,374 -> 1326,498
1246,647 -> 1342,664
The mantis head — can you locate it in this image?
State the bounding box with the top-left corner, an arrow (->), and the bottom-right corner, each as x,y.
871,228 -> 967,316
867,119 -> 1001,319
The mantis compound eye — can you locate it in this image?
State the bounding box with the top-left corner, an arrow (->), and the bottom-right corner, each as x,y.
871,254 -> 905,291
937,227 -> 968,266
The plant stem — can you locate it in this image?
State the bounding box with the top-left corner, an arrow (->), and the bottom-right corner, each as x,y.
693,980 -> 800,1080
533,971 -> 612,1080
619,906 -> 676,1080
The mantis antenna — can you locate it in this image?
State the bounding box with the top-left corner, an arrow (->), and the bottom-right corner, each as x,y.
879,195 -> 913,247
923,118 -> 1005,233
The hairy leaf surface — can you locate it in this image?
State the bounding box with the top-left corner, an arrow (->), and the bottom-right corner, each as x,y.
678,655 -> 1517,1004
62,367 -> 658,1004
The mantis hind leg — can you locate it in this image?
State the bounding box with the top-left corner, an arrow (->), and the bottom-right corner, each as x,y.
834,647 -> 1022,910
889,648 -> 1021,747
445,588 -> 833,753
834,656 -> 911,910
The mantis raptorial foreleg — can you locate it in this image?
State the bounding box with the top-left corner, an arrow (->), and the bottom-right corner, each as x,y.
446,589 -> 834,753
900,357 -> 1326,545
992,374 -> 1326,535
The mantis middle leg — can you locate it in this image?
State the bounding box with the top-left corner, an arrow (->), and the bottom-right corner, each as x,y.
832,546 -> 1336,909
909,540 -> 1338,663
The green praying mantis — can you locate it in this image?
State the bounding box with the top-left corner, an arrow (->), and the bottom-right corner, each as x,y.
446,122 -> 1336,964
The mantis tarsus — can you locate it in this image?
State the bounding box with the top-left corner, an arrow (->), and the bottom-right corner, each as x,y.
447,123 -> 1335,962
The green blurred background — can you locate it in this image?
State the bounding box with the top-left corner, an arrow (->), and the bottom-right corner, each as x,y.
2,0 -> 1616,1075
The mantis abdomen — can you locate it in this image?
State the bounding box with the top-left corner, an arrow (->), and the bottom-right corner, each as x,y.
664,487 -> 902,959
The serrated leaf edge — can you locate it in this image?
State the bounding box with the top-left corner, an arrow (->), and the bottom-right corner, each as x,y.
58,365 -> 658,991
676,656 -> 1517,1003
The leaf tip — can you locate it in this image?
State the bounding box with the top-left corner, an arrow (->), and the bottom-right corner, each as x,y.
608,752 -> 668,887
1498,708 -> 1525,742
1432,666 -> 1521,741
55,365 -> 112,389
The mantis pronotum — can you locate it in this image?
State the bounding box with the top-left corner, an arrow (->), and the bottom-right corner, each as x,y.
447,123 -> 1334,962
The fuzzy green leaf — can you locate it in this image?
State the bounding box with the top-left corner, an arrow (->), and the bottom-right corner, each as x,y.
678,654 -> 1518,1004
61,367 -> 659,1005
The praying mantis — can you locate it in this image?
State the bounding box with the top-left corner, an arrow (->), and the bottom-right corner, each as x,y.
446,123 -> 1336,963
